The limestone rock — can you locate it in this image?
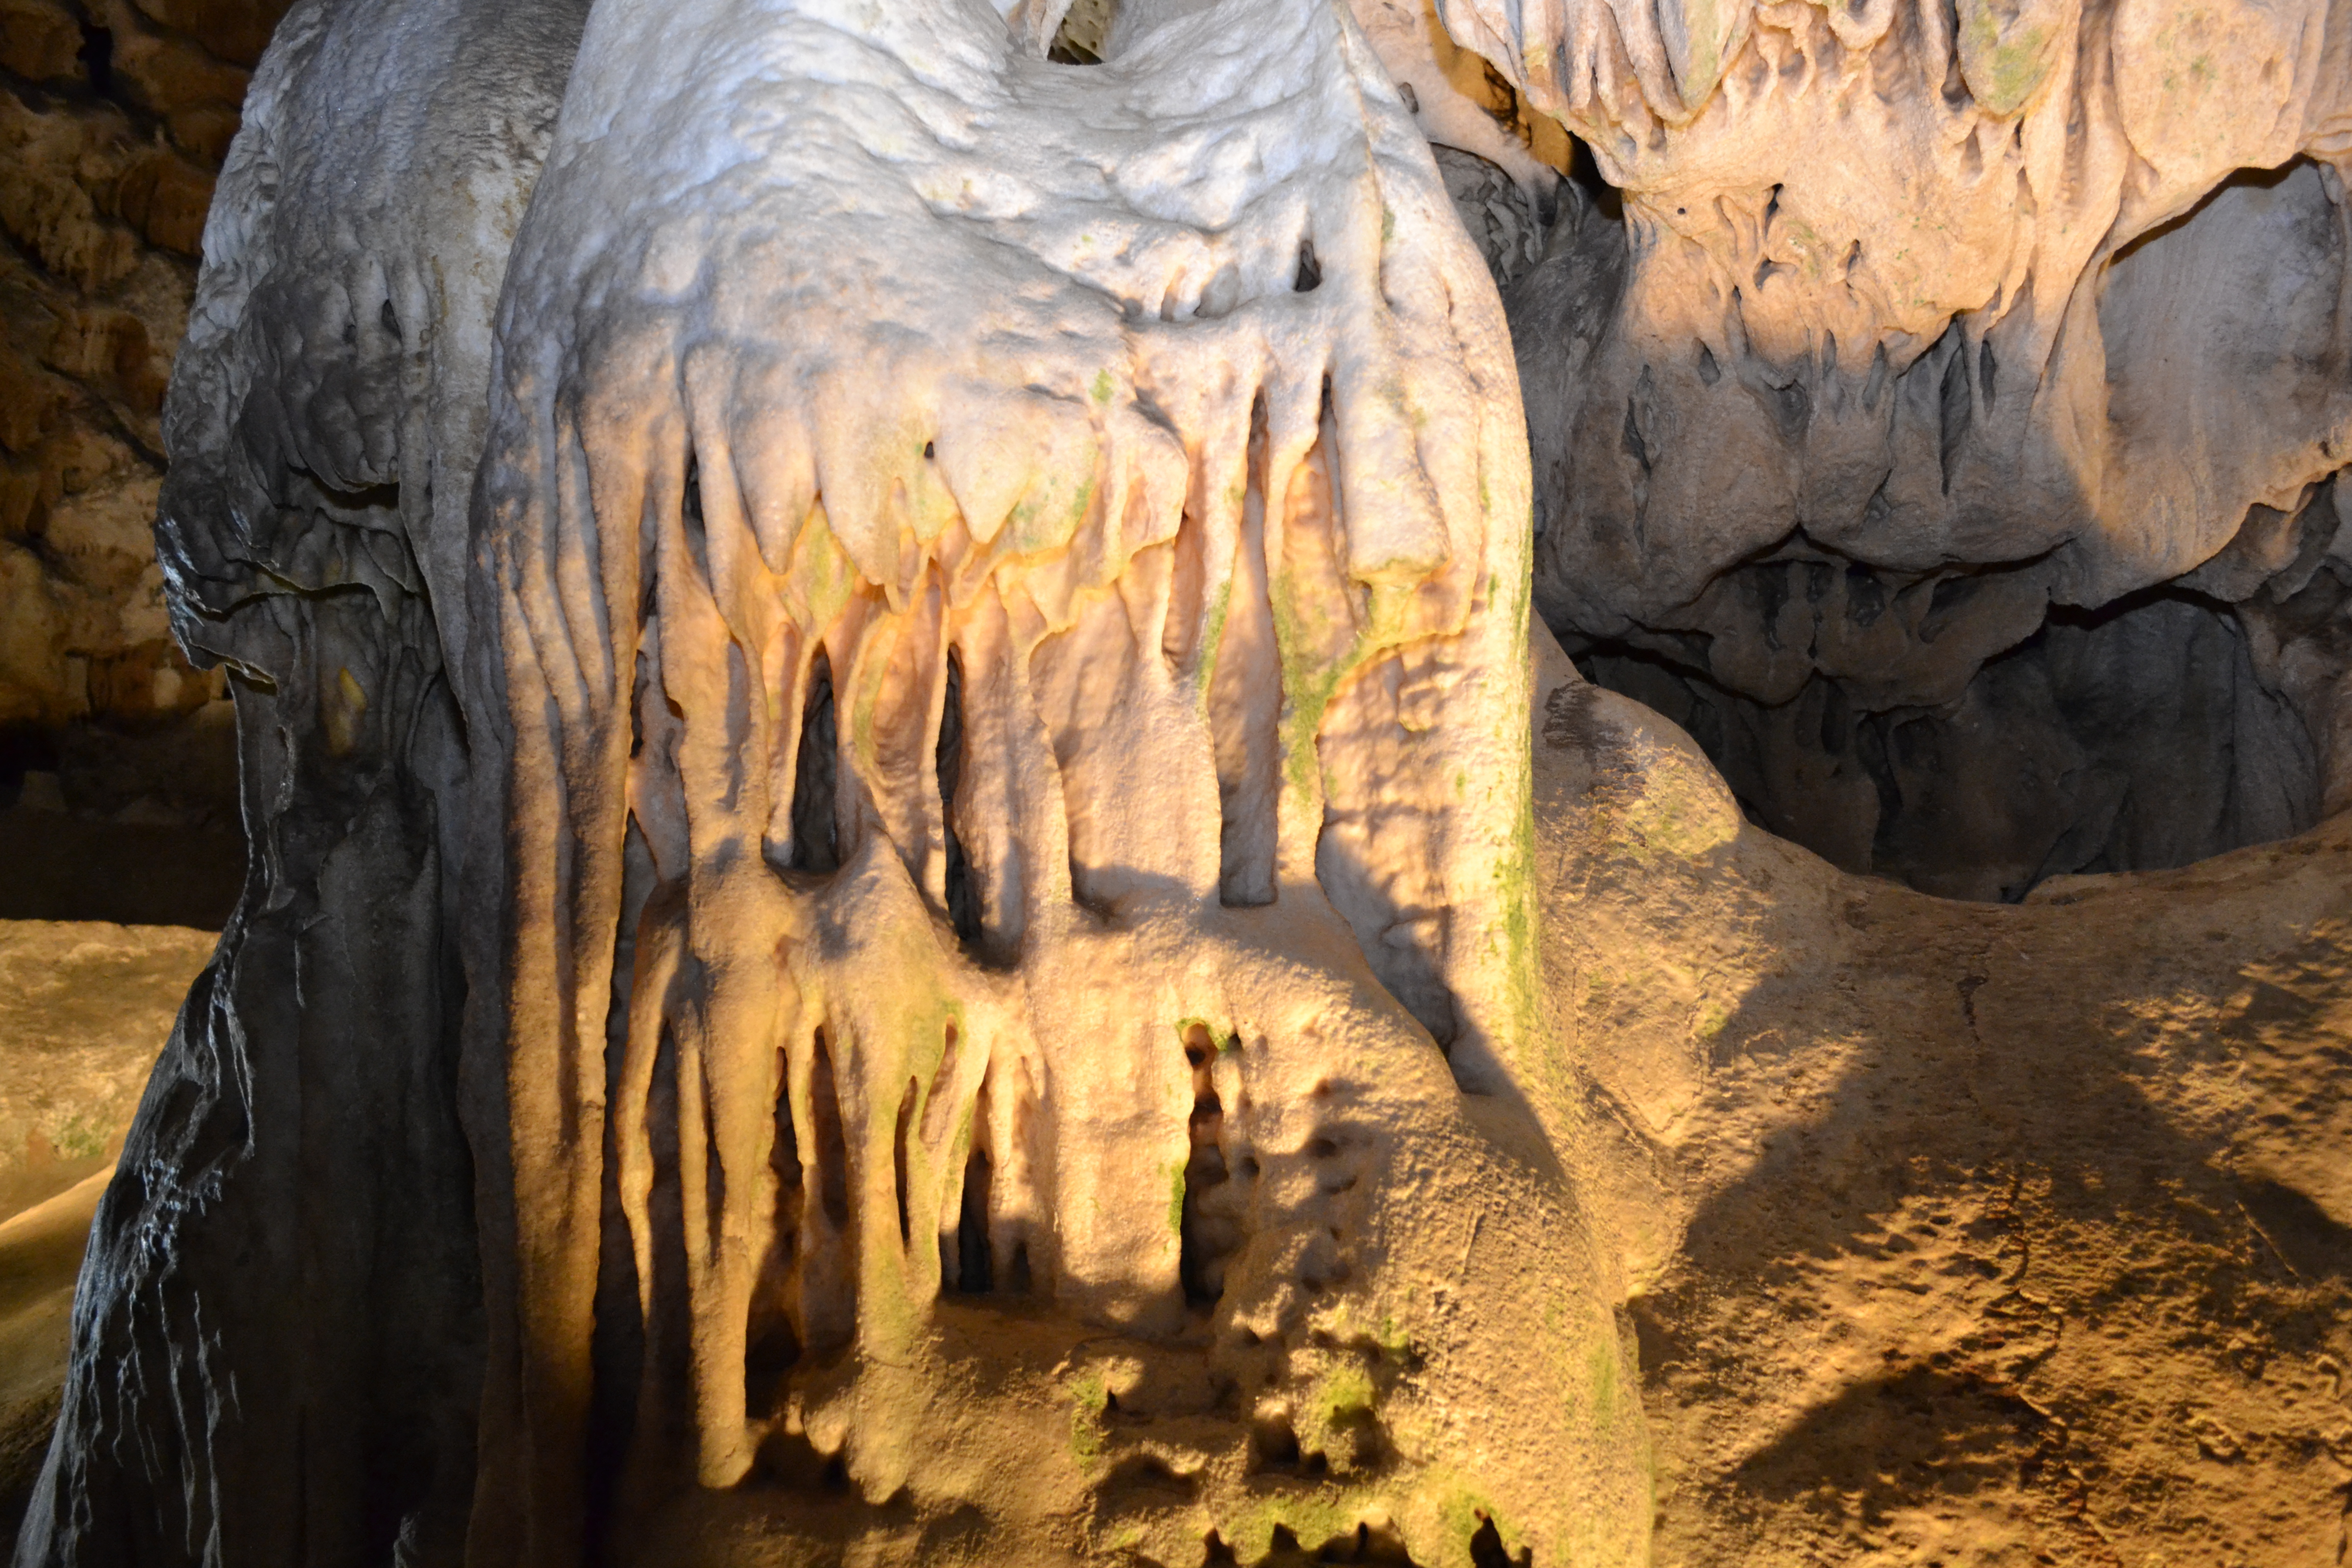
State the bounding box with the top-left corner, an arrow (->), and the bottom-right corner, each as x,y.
1455,0 -> 2352,893
457,0 -> 1638,1561
0,0 -> 82,83
12,0 -> 589,1551
0,922 -> 204,1540
0,0 -> 287,925
1430,144 -> 1546,289
12,0 -> 2352,1561
1533,626 -> 2352,1565
129,0 -> 284,65
0,98 -> 141,295
0,921 -> 205,1224
0,1174 -> 114,1549
1344,0 -> 1571,198
93,0 -> 252,163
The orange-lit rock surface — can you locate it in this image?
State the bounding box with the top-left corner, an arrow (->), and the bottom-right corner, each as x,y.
1538,626 -> 2352,1566
8,664 -> 2350,1564
7,0 -> 2347,1559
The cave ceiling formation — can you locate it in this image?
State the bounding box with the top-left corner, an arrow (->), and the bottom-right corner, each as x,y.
8,0 -> 2348,1562
1474,0 -> 2352,896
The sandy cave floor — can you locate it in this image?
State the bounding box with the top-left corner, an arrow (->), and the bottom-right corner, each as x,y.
0,655 -> 2346,1562
0,921 -> 217,1538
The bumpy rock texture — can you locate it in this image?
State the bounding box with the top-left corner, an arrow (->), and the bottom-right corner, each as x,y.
12,0 -> 2350,1561
1534,630 -> 2352,1565
24,0 -> 1657,1560
1452,0 -> 2352,894
0,0 -> 282,919
15,0 -> 582,1554
0,922 -> 203,1541
464,0 -> 1649,1561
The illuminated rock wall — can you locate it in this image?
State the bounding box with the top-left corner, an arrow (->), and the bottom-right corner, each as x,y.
0,0 -> 280,917
11,0 -> 2350,1562
1448,0 -> 2352,894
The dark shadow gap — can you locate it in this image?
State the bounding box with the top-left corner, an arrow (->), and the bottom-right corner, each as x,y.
790,652 -> 840,873
936,649 -> 982,949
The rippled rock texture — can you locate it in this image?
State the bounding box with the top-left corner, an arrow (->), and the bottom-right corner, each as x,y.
12,0 -> 2349,1561
1468,0 -> 2352,893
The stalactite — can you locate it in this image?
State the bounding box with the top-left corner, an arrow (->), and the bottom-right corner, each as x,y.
453,0 -> 1643,1558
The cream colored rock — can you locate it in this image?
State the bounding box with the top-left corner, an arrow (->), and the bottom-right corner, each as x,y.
20,0 -> 2352,1558
1343,0 -> 1569,200
1458,0 -> 2352,894
1534,625 -> 2352,1565
464,0 -> 1645,1562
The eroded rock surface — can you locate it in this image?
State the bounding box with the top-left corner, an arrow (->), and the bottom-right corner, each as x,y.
1452,0 -> 2352,893
13,0 -> 584,1554
1536,629 -> 2352,1564
14,0 -> 2352,1559
462,0 -> 1646,1562
0,921 -> 202,1542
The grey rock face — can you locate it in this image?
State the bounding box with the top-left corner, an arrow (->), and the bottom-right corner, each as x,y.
1581,587 -> 2328,900
12,0 -> 581,1556
0,922 -> 213,1538
1507,155 -> 2352,895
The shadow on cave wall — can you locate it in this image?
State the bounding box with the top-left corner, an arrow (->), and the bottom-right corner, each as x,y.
1575,578 -> 2336,902
1630,877 -> 2352,1559
0,713 -> 245,927
1509,150 -> 2352,902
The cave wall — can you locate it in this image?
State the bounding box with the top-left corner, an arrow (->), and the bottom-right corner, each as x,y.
0,0 -> 290,919
1448,0 -> 2352,894
1509,159 -> 2352,895
5,0 -> 2347,1559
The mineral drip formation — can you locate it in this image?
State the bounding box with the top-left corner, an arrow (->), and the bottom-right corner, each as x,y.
463,0 -> 1643,1561
26,0 -> 2352,1557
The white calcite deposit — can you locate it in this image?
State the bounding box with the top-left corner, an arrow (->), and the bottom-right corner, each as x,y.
8,0 -> 2347,1562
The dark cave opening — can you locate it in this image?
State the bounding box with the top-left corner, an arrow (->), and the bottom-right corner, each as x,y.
1564,133 -> 1621,224
1565,568 -> 2345,902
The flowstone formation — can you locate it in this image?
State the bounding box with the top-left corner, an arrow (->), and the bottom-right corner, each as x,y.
15,0 -> 2352,1558
469,0 -> 1645,1561
16,0 -> 584,1554
1443,0 -> 2352,896
21,0 -> 1653,1561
